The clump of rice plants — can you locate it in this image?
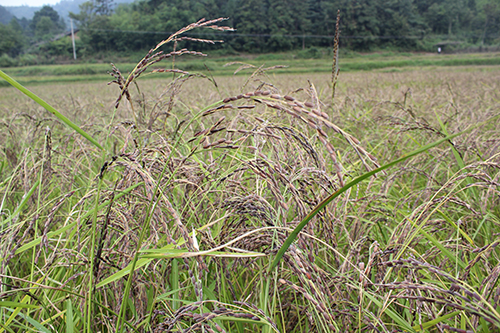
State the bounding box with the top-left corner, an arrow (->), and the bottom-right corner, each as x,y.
1,16 -> 500,333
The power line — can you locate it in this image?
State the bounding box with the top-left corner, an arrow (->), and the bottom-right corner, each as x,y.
81,27 -> 419,39
80,28 -> 497,40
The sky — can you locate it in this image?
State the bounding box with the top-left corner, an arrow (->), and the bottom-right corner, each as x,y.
1,0 -> 59,6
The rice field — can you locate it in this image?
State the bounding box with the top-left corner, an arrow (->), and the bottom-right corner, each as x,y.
1,31 -> 500,332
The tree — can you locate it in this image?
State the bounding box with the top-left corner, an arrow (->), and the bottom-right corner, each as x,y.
30,6 -> 65,32
478,0 -> 500,45
0,22 -> 25,57
267,0 -> 311,51
59,0 -> 500,56
340,0 -> 380,50
70,0 -> 116,52
69,1 -> 95,29
95,0 -> 115,16
232,0 -> 270,52
307,0 -> 338,47
375,0 -> 424,49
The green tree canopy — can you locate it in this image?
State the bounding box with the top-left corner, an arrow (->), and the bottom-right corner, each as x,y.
26,0 -> 500,55
0,22 -> 25,56
30,5 -> 65,39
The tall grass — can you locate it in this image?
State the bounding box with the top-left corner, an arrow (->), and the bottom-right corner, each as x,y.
1,17 -> 500,333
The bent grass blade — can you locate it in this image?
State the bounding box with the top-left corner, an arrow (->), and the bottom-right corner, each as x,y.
269,114 -> 500,272
0,70 -> 103,151
97,244 -> 264,289
0,179 -> 39,228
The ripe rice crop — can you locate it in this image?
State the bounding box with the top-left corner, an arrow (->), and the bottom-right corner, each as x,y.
1,18 -> 500,333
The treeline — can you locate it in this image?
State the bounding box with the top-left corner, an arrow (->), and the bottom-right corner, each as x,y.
1,0 -> 500,64
73,0 -> 500,53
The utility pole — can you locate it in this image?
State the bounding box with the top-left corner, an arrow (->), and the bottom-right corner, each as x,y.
71,18 -> 76,60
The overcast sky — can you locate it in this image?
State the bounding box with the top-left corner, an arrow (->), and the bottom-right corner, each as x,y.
1,0 -> 59,7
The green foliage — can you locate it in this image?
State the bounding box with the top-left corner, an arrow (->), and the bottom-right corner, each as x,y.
0,54 -> 16,67
2,0 -> 500,65
30,5 -> 65,40
267,0 -> 310,51
39,37 -> 76,57
2,58 -> 500,333
296,46 -> 323,59
94,0 -> 114,16
35,16 -> 57,40
2,16 -> 500,333
0,20 -> 26,58
17,54 -> 41,66
61,0 -> 499,55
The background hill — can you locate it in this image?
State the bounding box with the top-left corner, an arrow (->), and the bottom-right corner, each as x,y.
0,5 -> 13,24
0,0 -> 499,66
4,0 -> 134,24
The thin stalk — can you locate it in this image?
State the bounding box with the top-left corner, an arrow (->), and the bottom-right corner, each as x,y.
86,177 -> 103,333
29,131 -> 48,316
331,10 -> 341,105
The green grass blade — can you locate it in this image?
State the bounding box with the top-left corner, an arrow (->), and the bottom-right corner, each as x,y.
140,249 -> 265,258
97,244 -> 262,289
13,183 -> 141,256
438,210 -> 474,245
0,70 -> 103,151
0,179 -> 39,228
434,111 -> 465,169
216,316 -> 270,325
0,301 -> 40,309
2,308 -> 50,333
66,299 -> 74,333
0,277 -> 45,333
0,322 -> 15,333
412,310 -> 460,331
171,259 -> 180,310
96,257 -> 157,289
417,228 -> 466,269
363,292 -> 416,332
434,110 -> 480,200
269,117 -> 497,271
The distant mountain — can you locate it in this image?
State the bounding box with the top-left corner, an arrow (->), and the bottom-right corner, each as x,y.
0,5 -> 15,24
3,5 -> 39,21
5,0 -> 136,26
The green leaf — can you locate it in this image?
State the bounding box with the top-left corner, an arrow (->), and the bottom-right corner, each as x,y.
0,301 -> 40,309
269,114 -> 499,272
364,292 -> 416,332
0,179 -> 39,228
13,183 -> 142,256
66,299 -> 74,333
96,242 -> 180,288
216,316 -> 267,325
140,249 -> 265,258
98,242 -> 264,289
156,287 -> 188,301
2,307 -> 50,333
96,257 -> 156,288
412,311 -> 460,331
0,70 -> 103,151
403,217 -> 466,269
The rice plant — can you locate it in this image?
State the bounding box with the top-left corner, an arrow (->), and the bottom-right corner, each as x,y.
1,16 -> 500,333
